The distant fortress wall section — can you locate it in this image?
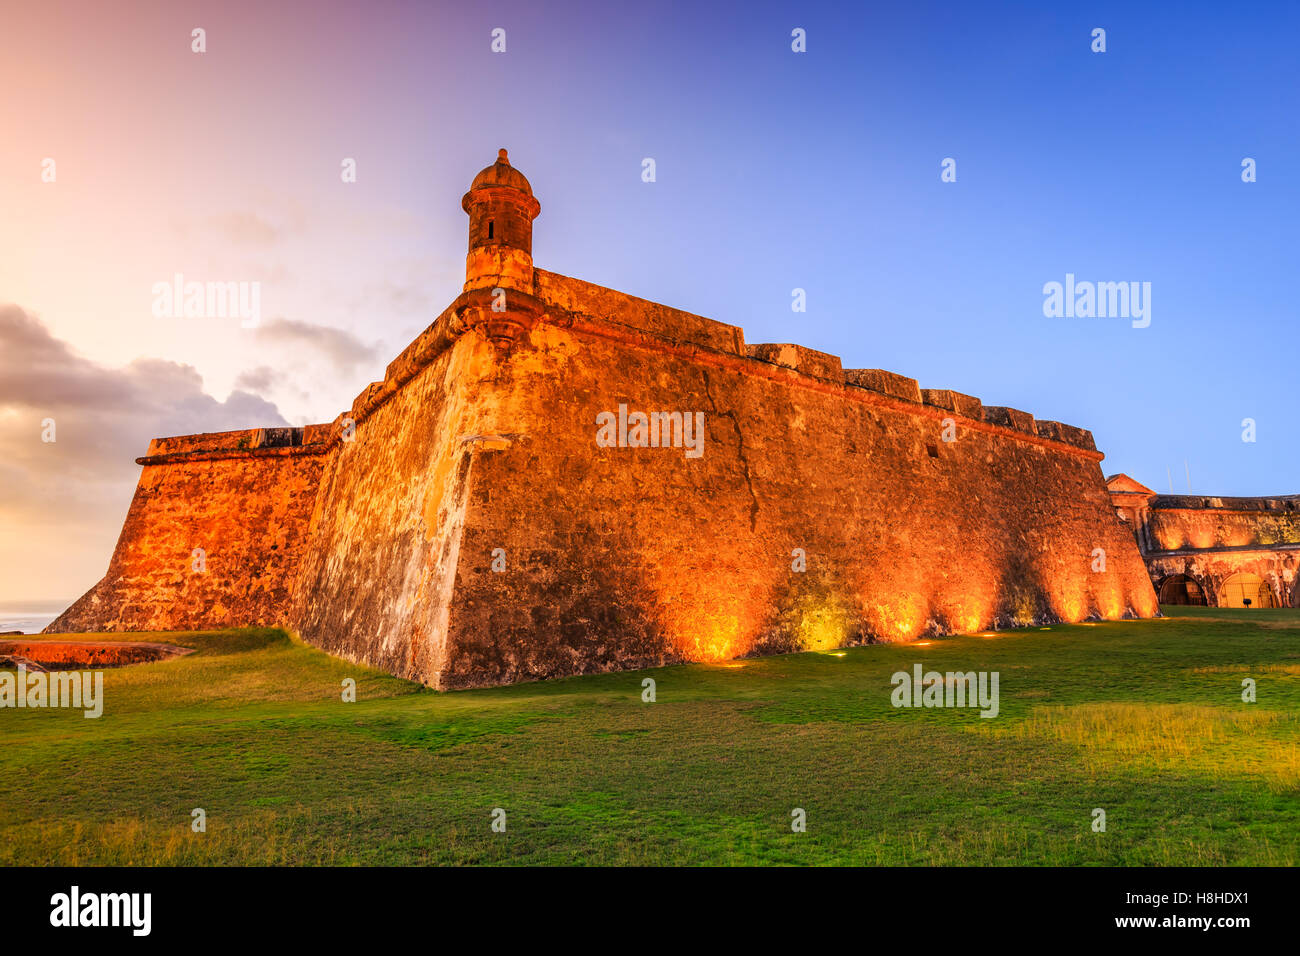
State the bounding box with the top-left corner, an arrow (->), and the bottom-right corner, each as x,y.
47,427 -> 330,634
1108,477 -> 1300,609
433,270 -> 1158,688
1145,497 -> 1300,554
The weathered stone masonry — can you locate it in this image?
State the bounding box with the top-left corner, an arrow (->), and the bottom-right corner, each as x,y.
49,150 -> 1159,687
1107,474 -> 1299,608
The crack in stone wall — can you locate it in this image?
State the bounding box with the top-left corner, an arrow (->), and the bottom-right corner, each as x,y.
702,367 -> 760,532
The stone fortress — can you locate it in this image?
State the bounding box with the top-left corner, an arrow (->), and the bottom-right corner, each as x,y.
1107,475 -> 1299,609
50,150 -> 1168,688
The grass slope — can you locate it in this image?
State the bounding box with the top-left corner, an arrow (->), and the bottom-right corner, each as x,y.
1,610 -> 1296,865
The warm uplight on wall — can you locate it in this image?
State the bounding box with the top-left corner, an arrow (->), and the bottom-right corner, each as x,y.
678,614 -> 746,663
796,601 -> 852,652
1012,595 -> 1039,627
1055,591 -> 1086,623
935,593 -> 991,635
870,594 -> 928,642
1156,529 -> 1186,551
1093,581 -> 1125,620
652,569 -> 768,664
949,604 -> 987,635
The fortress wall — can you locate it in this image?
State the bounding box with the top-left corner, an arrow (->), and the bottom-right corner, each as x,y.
1147,549 -> 1299,607
287,320 -> 505,685
1146,502 -> 1300,552
534,269 -> 747,355
46,264 -> 1158,686
42,146 -> 1173,688
46,431 -> 328,633
434,276 -> 1157,688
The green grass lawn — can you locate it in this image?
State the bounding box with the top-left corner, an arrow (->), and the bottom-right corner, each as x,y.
2,609 -> 1297,865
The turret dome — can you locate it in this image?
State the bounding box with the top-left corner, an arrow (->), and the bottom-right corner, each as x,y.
468,148 -> 533,196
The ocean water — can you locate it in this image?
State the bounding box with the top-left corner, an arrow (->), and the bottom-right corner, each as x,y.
0,603 -> 66,635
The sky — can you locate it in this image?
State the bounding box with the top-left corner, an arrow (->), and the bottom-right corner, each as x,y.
1,0 -> 1296,603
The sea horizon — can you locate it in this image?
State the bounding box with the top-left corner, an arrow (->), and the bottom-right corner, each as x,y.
0,599 -> 70,634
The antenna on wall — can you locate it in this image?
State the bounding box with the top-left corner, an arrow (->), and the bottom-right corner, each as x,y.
1167,466 -> 1173,494
1185,460 -> 1192,494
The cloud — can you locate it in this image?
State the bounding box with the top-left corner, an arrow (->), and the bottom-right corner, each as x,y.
172,197 -> 311,246
234,365 -> 277,393
0,303 -> 285,476
357,278 -> 432,318
0,304 -> 289,598
208,211 -> 284,244
253,318 -> 381,373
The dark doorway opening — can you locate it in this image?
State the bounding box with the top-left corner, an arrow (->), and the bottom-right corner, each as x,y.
1158,574 -> 1207,606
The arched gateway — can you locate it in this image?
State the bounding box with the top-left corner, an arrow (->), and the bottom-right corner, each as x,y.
1157,574 -> 1207,606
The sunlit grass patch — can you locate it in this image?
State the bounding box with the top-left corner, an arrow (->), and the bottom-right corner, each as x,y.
975,702 -> 1300,790
1188,663 -> 1300,675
